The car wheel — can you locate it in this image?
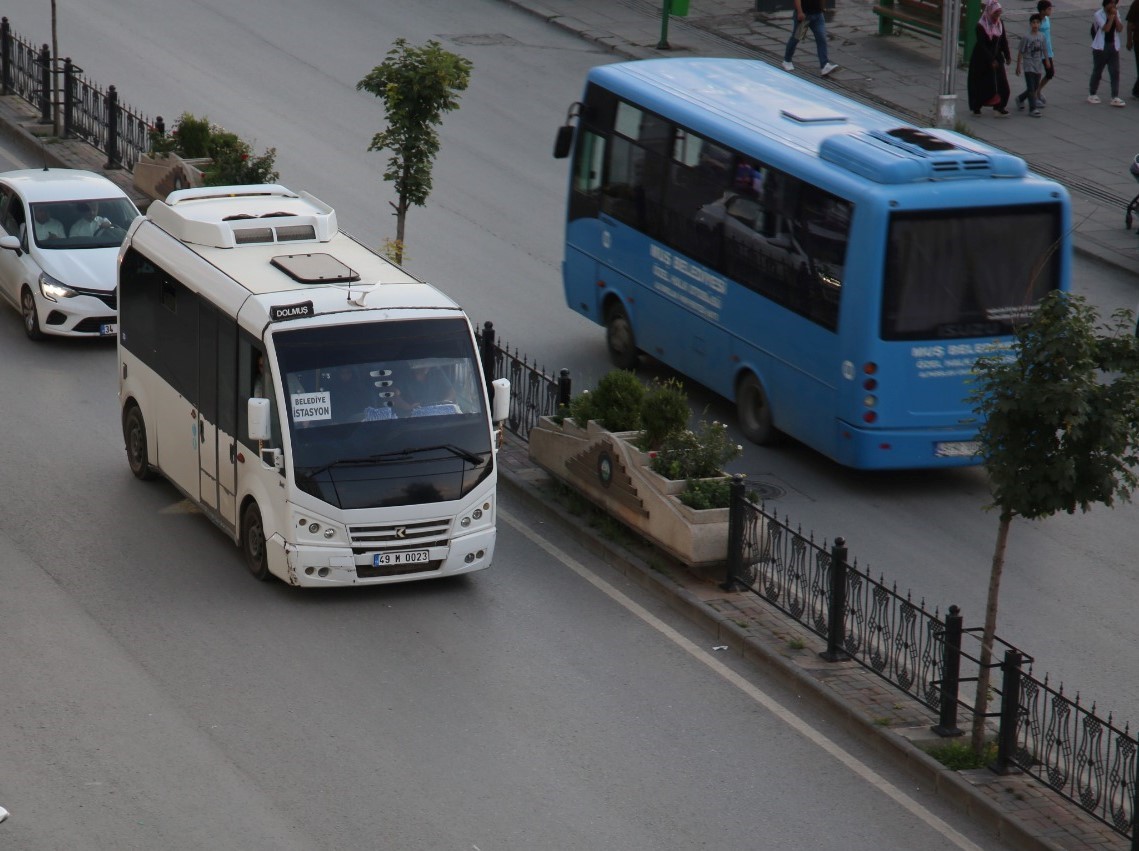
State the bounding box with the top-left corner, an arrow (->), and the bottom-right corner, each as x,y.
605,302 -> 639,370
20,287 -> 43,341
123,405 -> 155,480
737,373 -> 777,445
242,502 -> 271,582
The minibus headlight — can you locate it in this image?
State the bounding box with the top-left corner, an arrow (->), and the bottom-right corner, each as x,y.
39,272 -> 76,301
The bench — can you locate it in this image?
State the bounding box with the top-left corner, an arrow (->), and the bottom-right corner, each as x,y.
873,0 -> 973,43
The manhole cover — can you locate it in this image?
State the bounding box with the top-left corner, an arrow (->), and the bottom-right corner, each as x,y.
746,481 -> 785,500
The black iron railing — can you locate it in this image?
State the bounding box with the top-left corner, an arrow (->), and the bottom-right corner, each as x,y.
0,18 -> 151,171
476,321 -> 570,442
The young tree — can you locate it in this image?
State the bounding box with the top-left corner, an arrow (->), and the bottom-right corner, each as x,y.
968,292 -> 1139,752
356,39 -> 472,265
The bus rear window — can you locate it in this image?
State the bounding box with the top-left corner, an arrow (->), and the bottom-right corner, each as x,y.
881,205 -> 1061,340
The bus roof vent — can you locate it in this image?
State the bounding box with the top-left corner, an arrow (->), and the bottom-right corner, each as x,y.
270,252 -> 361,285
818,128 -> 1028,183
780,104 -> 848,124
147,184 -> 336,248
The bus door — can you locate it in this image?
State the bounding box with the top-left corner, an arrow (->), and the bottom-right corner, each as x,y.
154,277 -> 201,499
196,301 -> 238,529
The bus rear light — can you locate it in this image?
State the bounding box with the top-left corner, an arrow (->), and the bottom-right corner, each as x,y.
862,411 -> 878,423
863,362 -> 878,375
879,443 -> 892,450
863,378 -> 878,391
863,395 -> 877,408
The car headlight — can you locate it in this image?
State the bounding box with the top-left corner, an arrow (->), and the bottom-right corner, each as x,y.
39,272 -> 76,301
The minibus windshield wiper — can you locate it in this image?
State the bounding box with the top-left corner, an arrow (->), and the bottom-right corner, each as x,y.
301,444 -> 483,478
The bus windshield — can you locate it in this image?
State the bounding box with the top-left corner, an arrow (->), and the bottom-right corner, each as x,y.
273,317 -> 492,509
881,205 -> 1062,340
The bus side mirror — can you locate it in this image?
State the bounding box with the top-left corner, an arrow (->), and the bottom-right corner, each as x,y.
248,397 -> 271,441
553,124 -> 574,159
491,378 -> 510,424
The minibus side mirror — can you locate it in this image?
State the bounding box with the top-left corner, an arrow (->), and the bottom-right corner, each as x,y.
553,124 -> 574,159
491,378 -> 510,424
248,398 -> 271,441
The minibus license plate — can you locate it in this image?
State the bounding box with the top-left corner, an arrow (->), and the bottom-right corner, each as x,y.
935,440 -> 980,458
375,550 -> 429,566
100,323 -> 117,336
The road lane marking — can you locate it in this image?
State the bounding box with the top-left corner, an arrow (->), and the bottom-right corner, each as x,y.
501,508 -> 985,851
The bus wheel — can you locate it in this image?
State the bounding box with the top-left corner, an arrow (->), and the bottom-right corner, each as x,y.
123,405 -> 155,480
242,502 -> 271,582
605,303 -> 639,370
20,287 -> 43,341
737,373 -> 777,445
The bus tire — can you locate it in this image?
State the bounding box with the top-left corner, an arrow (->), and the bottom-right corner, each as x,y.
605,302 -> 639,370
737,373 -> 777,445
242,502 -> 271,582
123,405 -> 156,480
20,287 -> 43,341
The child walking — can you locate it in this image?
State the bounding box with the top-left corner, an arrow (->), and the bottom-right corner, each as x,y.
1016,13 -> 1048,115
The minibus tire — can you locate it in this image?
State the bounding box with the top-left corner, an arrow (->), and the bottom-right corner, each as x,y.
242,502 -> 271,581
124,405 -> 155,480
605,303 -> 639,370
737,373 -> 776,445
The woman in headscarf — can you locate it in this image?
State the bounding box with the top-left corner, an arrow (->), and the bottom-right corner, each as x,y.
968,0 -> 1012,115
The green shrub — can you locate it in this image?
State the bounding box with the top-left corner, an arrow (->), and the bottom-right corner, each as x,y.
587,370 -> 644,432
640,377 -> 689,450
679,477 -> 731,510
174,112 -> 213,158
651,418 -> 742,480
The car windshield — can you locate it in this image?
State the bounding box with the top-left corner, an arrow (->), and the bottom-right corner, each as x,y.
30,197 -> 138,249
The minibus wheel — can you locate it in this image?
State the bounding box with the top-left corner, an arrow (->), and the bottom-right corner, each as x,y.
123,405 -> 155,480
242,502 -> 271,581
605,303 -> 638,370
737,373 -> 776,445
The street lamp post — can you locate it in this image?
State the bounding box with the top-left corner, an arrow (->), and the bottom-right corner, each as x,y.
937,0 -> 962,128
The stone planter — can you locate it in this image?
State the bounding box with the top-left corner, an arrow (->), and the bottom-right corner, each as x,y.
528,417 -> 732,569
132,153 -> 211,201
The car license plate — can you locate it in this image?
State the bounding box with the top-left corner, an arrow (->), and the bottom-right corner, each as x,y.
935,440 -> 980,458
100,323 -> 117,336
374,550 -> 430,566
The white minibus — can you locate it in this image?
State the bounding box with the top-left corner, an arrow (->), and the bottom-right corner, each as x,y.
118,185 -> 509,587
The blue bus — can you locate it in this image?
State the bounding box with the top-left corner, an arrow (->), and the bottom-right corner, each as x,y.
553,59 -> 1070,470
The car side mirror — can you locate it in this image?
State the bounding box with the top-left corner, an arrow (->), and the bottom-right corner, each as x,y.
0,234 -> 22,257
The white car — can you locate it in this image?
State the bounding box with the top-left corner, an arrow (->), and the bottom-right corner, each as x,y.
0,168 -> 139,340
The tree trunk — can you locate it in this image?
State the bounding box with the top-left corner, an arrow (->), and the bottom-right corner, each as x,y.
970,510 -> 1012,753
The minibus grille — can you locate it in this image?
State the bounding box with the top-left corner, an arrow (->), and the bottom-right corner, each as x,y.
348,519 -> 450,552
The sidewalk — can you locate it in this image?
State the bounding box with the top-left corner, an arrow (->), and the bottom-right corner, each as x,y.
506,0 -> 1139,277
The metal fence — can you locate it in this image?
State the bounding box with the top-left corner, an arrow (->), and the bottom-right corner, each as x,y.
476,321 -> 569,442
0,18 -> 151,170
723,485 -> 1139,846
999,653 -> 1139,845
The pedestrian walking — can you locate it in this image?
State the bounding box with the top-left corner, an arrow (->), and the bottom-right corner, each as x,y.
782,0 -> 839,77
1089,0 -> 1126,105
1016,13 -> 1048,116
1126,0 -> 1139,96
968,0 -> 1012,116
1036,0 -> 1055,104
